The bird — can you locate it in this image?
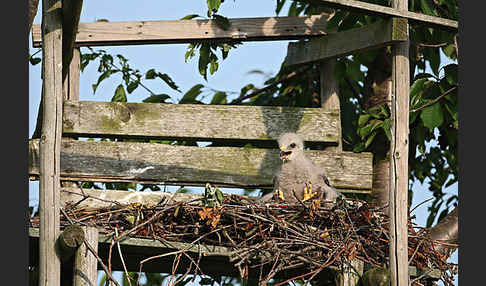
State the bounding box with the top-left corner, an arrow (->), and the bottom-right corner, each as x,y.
260,132 -> 343,204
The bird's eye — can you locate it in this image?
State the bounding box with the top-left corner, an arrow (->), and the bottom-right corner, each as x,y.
290,143 -> 296,148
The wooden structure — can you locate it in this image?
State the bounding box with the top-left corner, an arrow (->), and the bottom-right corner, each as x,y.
29,1 -> 457,286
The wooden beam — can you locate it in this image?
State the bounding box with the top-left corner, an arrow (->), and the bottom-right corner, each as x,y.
39,0 -> 63,285
29,139 -> 374,192
29,227 -> 441,279
61,0 -> 83,80
60,187 -> 205,210
301,0 -> 458,31
389,0 -> 410,285
74,227 -> 98,286
62,100 -> 341,143
319,59 -> 342,152
32,14 -> 331,47
285,17 -> 407,66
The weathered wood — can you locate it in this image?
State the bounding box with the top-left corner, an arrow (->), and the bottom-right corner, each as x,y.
389,0 -> 410,285
285,18 -> 407,66
32,14 -> 331,47
61,0 -> 83,80
39,0 -> 63,285
58,224 -> 85,262
301,0 -> 458,31
74,227 -> 98,286
29,139 -> 373,192
60,187 -> 205,210
29,227 -> 441,279
320,59 -> 342,152
62,100 -> 341,143
62,47 -> 80,102
341,259 -> 364,286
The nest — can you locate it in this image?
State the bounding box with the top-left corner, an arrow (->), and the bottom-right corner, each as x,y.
30,193 -> 457,286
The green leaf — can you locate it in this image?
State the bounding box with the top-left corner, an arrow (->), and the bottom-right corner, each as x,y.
180,84 -> 204,104
443,64 -> 457,86
185,44 -> 197,62
410,78 -> 427,107
180,14 -> 200,20
383,118 -> 391,141
420,102 -> 443,131
364,131 -> 378,148
210,91 -> 227,104
276,0 -> 286,15
207,0 -> 221,15
442,44 -> 456,60
215,188 -> 224,203
126,81 -> 139,93
209,57 -> 219,75
358,114 -> 371,127
112,84 -> 127,102
198,43 -> 211,80
29,57 -> 41,65
358,124 -> 373,139
353,142 -> 365,153
143,94 -> 171,103
145,68 -> 157,79
428,47 -> 440,76
200,277 -> 214,285
92,70 -> 112,94
213,14 -> 230,31
420,0 -> 437,16
158,73 -> 180,92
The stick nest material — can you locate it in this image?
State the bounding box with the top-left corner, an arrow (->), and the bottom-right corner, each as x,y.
30,193 -> 457,286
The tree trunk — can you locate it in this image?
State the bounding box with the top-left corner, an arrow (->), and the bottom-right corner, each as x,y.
428,207 -> 458,258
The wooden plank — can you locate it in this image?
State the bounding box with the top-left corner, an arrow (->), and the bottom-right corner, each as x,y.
60,187 -> 205,210
74,227 -> 98,286
39,0 -> 63,285
319,59 -> 342,152
28,227 -> 441,279
285,18 -> 407,66
301,0 -> 458,31
29,139 -> 373,192
389,0 -> 410,285
62,100 -> 341,143
32,14 -> 331,47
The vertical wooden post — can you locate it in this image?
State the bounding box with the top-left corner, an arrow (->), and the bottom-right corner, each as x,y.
39,0 -> 63,285
74,227 -> 99,286
389,0 -> 410,285
319,59 -> 342,152
341,259 -> 364,286
320,59 -> 363,285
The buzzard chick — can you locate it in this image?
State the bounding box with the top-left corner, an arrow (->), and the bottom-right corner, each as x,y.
260,132 -> 343,203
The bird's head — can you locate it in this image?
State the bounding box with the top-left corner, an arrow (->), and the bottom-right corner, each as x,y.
277,132 -> 304,162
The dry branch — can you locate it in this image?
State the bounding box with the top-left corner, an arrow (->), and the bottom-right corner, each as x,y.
30,194 -> 457,285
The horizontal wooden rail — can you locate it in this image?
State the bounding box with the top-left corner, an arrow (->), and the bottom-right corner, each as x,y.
32,14 -> 331,47
285,18 -> 407,66
29,139 -> 373,192
301,0 -> 457,31
62,101 -> 341,143
29,226 -> 441,279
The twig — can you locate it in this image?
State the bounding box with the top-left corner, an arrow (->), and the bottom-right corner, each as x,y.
83,239 -> 121,286
115,228 -> 133,286
411,86 -> 457,112
229,65 -> 312,104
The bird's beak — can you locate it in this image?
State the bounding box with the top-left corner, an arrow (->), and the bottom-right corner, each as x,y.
279,146 -> 292,161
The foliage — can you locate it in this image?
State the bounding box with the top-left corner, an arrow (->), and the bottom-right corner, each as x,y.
42,0 -> 459,253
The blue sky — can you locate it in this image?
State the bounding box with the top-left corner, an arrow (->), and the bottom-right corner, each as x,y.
29,1 -> 458,284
